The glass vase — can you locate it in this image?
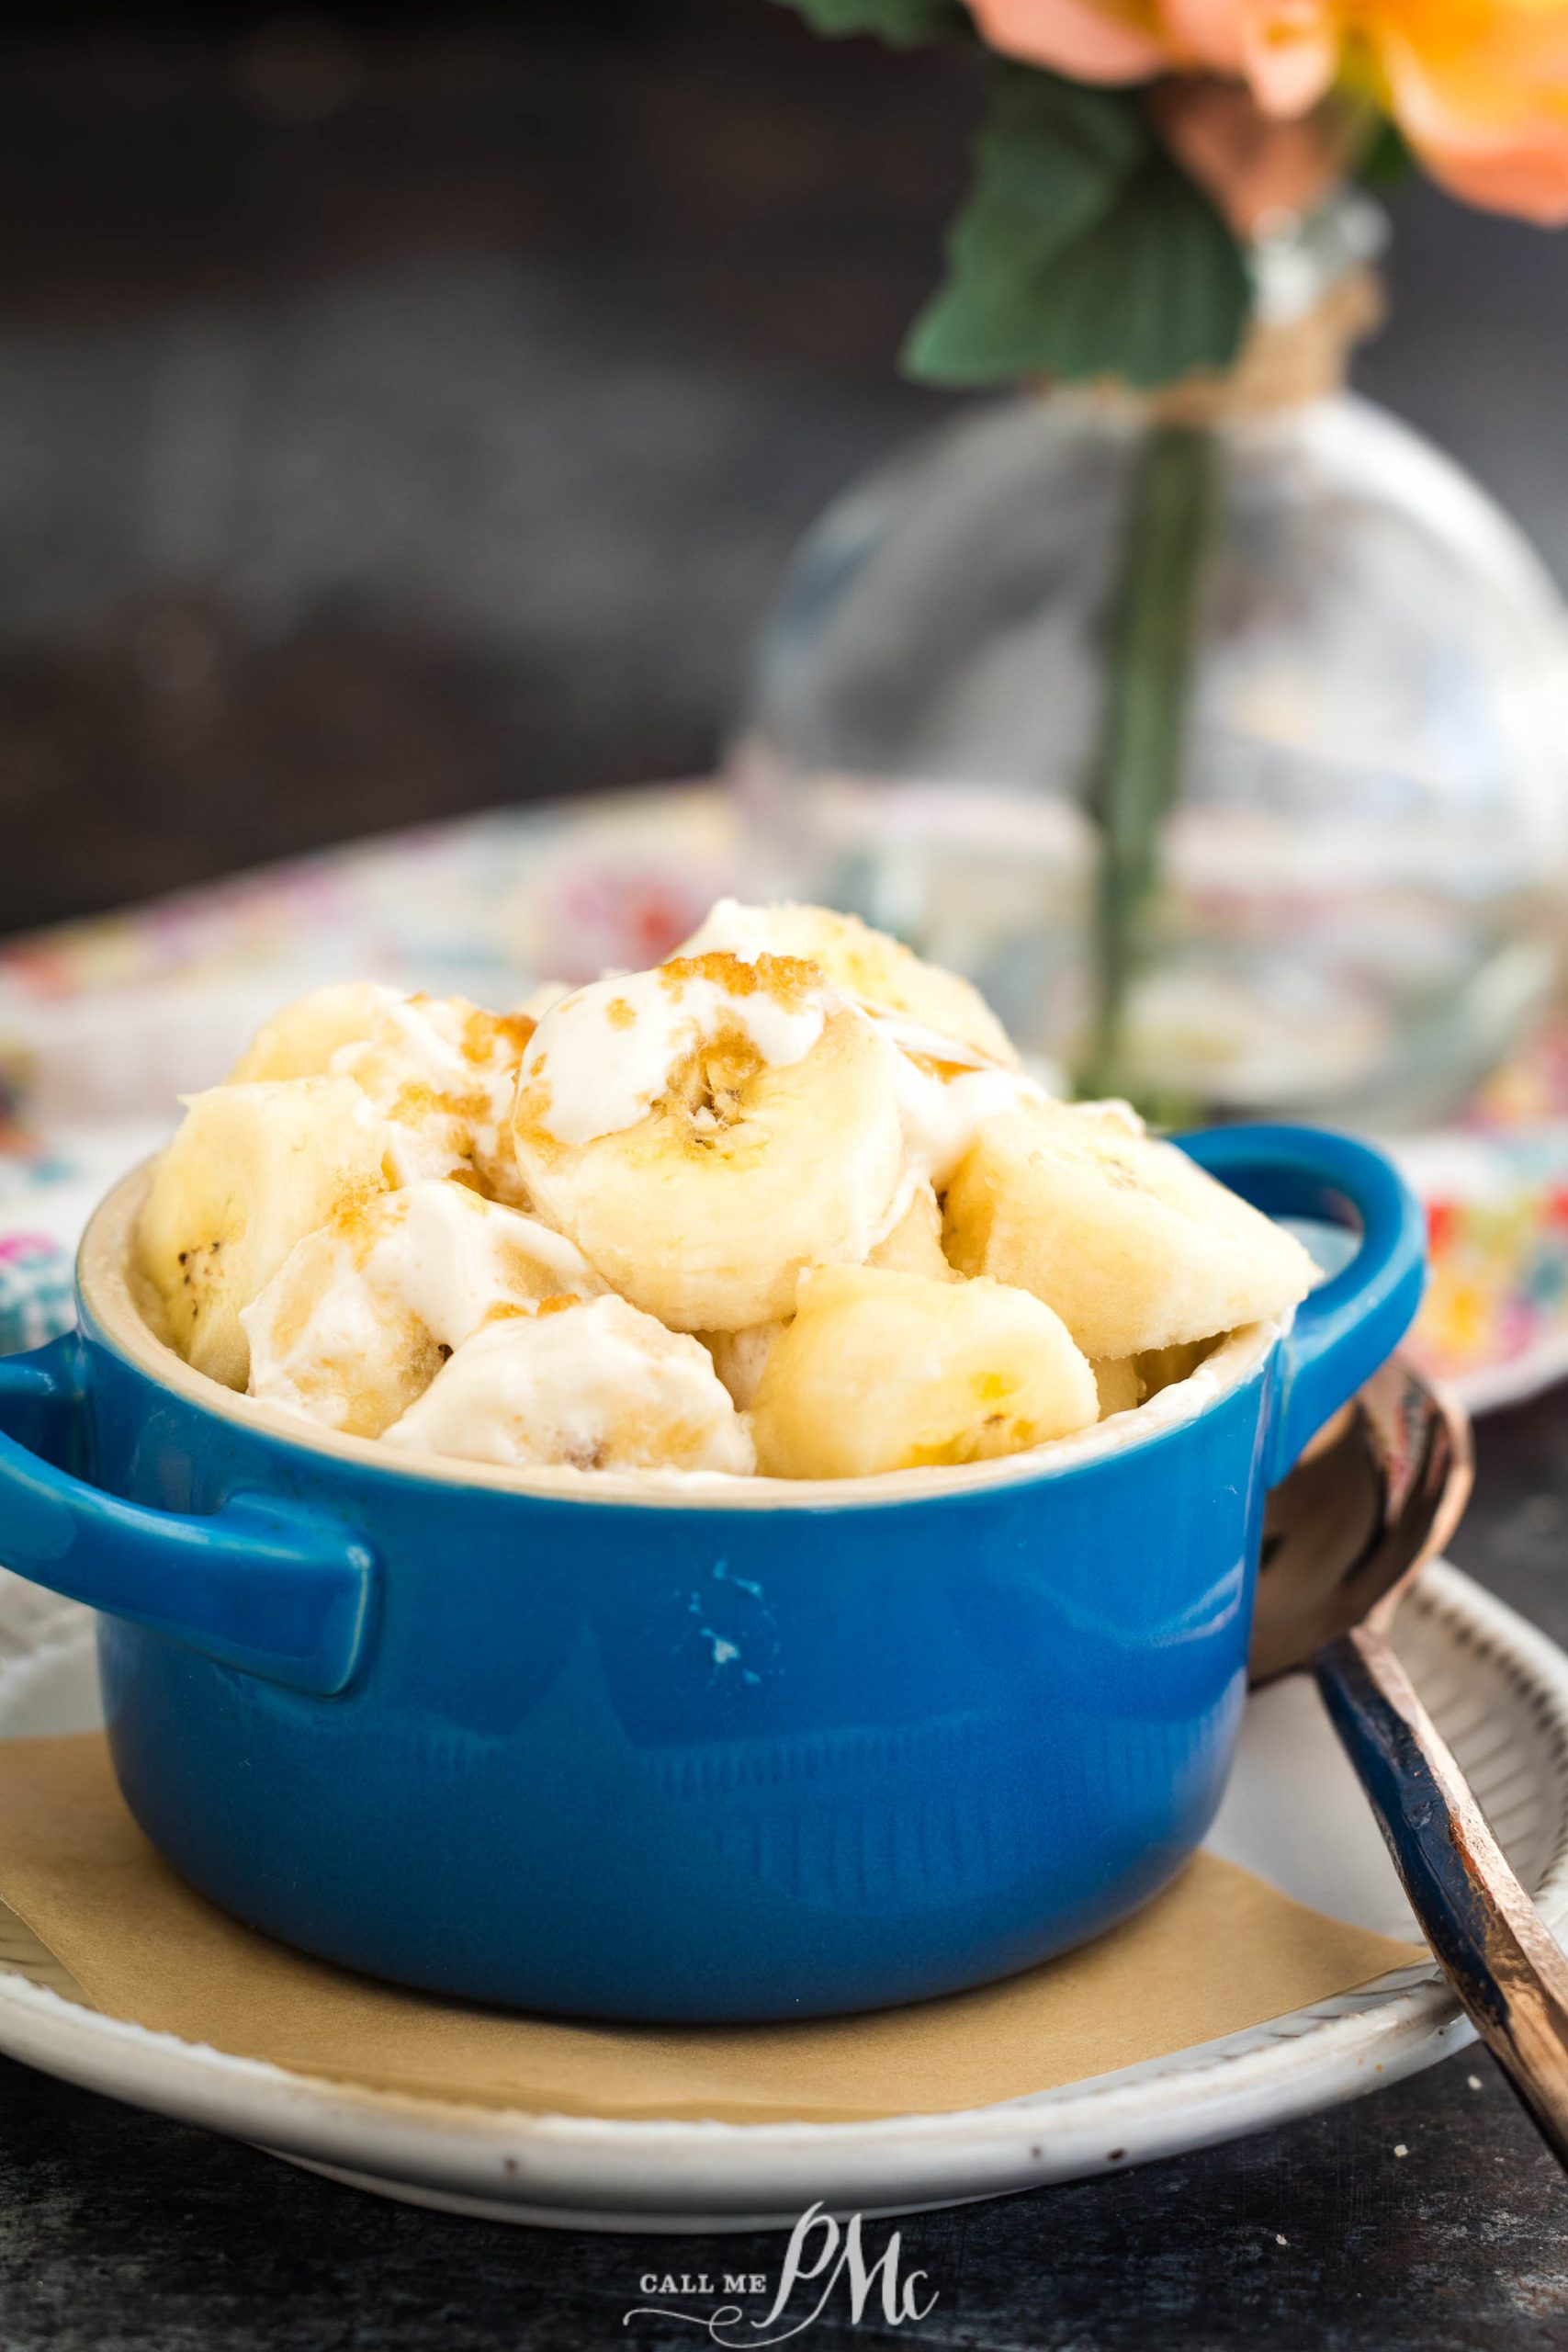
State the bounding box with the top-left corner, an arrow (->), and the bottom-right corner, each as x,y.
736,210 -> 1568,1130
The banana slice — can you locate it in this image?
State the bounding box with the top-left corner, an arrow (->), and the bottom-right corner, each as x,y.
1137,1339 -> 1216,1396
243,1179 -> 604,1438
231,984 -> 534,1204
1091,1340 -> 1215,1422
750,1264 -> 1097,1480
229,983 -> 396,1083
677,899 -> 1019,1067
512,952 -> 905,1331
700,1322 -> 784,1411
1092,1358 -> 1145,1419
514,978 -> 574,1022
137,1079 -> 391,1389
943,1103 -> 1315,1360
866,1179 -> 955,1280
383,1295 -> 755,1476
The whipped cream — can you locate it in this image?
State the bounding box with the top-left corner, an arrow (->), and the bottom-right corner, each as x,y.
340,1179 -> 599,1342
518,961 -> 834,1148
243,1179 -> 600,1430
331,993 -> 529,1195
514,978 -> 575,1023
675,897 -> 774,963
891,1053 -> 1047,1191
384,1294 -> 756,1475
863,1007 -> 998,1072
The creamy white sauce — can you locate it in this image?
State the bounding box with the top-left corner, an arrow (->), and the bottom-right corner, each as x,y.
378,1121 -> 467,1188
674,897 -> 773,963
357,1182 -> 599,1341
519,966 -> 833,1148
243,1181 -> 601,1426
330,995 -> 521,1187
383,1294 -> 755,1475
891,1055 -> 1048,1191
863,1006 -> 998,1072
514,978 -> 575,1022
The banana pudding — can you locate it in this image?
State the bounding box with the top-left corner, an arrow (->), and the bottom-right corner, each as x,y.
242,1178 -> 604,1439
133,902 -> 1316,1482
513,953 -> 908,1332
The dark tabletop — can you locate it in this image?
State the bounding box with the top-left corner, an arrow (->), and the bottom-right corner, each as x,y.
4,7 -> 1568,2343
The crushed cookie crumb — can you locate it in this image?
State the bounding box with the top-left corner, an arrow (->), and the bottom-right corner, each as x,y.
660,950 -> 824,1011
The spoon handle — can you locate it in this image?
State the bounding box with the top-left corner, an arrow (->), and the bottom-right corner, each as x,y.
1316,1621 -> 1568,2168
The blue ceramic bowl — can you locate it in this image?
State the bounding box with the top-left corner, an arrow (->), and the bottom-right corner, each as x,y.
0,1125 -> 1424,2022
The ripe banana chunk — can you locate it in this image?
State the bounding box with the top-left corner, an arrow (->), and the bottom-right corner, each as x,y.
1137,1339 -> 1216,1397
866,1179 -> 955,1280
1092,1340 -> 1215,1422
512,952 -> 906,1331
1092,1358 -> 1145,1419
231,983 -> 534,1204
943,1103 -> 1316,1360
383,1295 -> 756,1476
750,1264 -> 1098,1480
230,983 -> 395,1083
677,899 -> 1019,1068
701,1322 -> 784,1410
137,1078 -> 391,1390
242,1179 -> 604,1439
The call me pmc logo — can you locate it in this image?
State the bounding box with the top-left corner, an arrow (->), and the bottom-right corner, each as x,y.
624,2203 -> 938,2344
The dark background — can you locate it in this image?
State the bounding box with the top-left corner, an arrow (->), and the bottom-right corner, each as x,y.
1,0 -> 1566,939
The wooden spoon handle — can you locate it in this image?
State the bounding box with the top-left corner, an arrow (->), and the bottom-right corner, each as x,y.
1316,1621 -> 1568,2168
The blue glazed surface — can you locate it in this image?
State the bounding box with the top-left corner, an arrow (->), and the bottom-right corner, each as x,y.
0,1125 -> 1426,2021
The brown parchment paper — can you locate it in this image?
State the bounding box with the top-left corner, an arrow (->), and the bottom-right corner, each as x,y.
0,1734 -> 1422,2125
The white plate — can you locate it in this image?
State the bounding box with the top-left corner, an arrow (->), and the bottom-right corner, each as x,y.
1,1562 -> 1564,2233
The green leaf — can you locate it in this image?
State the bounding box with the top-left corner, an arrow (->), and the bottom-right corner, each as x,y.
1358,116 -> 1416,188
1020,146 -> 1250,387
903,66 -> 1250,389
771,0 -> 966,45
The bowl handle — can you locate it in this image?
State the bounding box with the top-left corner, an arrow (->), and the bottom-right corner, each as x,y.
1177,1124 -> 1427,1487
0,1332 -> 373,1696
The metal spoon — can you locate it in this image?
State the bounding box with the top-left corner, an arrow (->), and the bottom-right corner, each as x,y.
1252,1353 -> 1568,2165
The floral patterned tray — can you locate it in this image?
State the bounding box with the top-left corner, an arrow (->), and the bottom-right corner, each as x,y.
1,779 -> 1564,1411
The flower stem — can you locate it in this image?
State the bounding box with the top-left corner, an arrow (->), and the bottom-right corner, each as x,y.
1077,420 -> 1220,1108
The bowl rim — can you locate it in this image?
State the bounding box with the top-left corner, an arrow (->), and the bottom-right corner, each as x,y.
79,1162 -> 1280,1515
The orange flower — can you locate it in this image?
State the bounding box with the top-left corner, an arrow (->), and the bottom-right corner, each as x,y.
967,0 -> 1568,221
